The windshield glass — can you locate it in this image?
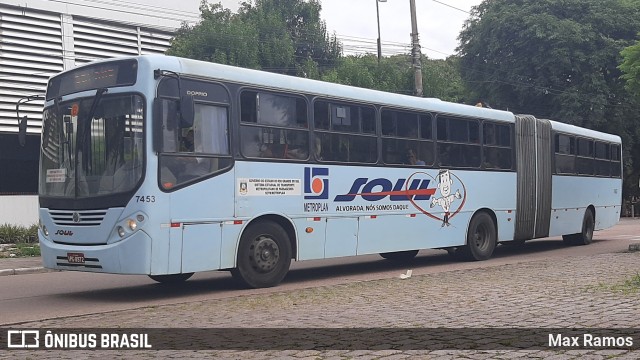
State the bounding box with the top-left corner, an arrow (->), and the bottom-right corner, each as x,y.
40,93 -> 144,199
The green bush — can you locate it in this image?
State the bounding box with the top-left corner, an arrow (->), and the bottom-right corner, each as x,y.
0,223 -> 39,244
8,243 -> 41,257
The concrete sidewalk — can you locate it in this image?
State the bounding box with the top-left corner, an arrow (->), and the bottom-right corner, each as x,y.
0,256 -> 52,276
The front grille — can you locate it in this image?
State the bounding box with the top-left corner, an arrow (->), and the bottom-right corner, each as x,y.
50,209 -> 108,226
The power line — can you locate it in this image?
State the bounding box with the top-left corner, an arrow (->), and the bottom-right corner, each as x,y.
42,0 -> 198,25
93,0 -> 201,19
431,0 -> 471,15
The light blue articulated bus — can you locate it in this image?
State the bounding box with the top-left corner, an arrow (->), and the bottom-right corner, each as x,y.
31,55 -> 622,288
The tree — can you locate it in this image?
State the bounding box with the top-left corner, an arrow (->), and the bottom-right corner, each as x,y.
459,0 -> 639,122
458,0 -> 640,198
168,0 -> 341,77
321,55 -> 412,93
320,54 -> 469,101
167,2 -> 260,69
620,38 -> 640,98
238,0 -> 341,76
422,56 -> 468,103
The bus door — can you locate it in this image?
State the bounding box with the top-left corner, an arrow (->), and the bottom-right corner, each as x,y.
514,115 -> 552,240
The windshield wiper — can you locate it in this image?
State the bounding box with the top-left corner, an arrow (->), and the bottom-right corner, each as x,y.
86,88 -> 108,124
79,88 -> 108,172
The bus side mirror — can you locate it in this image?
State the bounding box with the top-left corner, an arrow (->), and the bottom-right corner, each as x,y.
18,116 -> 28,147
179,95 -> 194,128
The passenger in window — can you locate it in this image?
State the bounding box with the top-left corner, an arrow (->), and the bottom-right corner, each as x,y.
281,132 -> 308,160
310,138 -> 322,161
406,149 -> 425,166
285,146 -> 308,160
260,143 -> 276,158
483,148 -> 498,169
475,100 -> 492,109
181,129 -> 195,152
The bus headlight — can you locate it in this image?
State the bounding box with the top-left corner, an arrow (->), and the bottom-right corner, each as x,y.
112,212 -> 147,241
42,225 -> 49,237
127,219 -> 138,231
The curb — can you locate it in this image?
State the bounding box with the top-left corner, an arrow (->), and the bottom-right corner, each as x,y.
0,267 -> 56,277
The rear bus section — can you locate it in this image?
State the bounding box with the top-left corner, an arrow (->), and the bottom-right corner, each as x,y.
549,122 -> 622,245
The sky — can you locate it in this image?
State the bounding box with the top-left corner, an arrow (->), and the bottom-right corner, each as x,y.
61,0 -> 484,60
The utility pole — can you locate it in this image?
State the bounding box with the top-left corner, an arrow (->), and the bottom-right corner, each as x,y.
409,0 -> 423,97
376,0 -> 387,64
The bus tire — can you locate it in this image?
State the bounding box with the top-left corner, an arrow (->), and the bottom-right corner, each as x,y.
459,212 -> 497,261
149,273 -> 193,284
563,209 -> 594,246
231,221 -> 292,289
379,250 -> 419,261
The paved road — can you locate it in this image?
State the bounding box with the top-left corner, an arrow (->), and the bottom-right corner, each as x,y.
1,220 -> 640,358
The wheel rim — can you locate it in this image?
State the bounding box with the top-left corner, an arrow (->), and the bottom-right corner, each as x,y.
473,223 -> 489,251
249,235 -> 280,273
585,216 -> 594,240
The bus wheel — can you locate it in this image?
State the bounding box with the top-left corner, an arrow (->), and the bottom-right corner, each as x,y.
459,212 -> 497,261
231,221 -> 292,289
149,273 -> 193,284
563,209 -> 594,246
379,250 -> 419,261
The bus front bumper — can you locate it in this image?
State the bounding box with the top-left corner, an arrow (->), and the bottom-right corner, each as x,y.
39,230 -> 152,275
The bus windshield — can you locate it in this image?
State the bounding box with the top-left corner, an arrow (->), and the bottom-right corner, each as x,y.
39,93 -> 144,199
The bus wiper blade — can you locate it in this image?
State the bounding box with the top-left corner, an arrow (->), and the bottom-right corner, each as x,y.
86,88 -> 108,123
79,88 -> 108,169
79,88 -> 109,144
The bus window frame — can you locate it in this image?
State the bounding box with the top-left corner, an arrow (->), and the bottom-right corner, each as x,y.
312,97 -> 378,165
155,77 -> 234,192
553,131 -> 621,179
238,88 -> 311,162
435,114 -> 482,169
481,120 -> 515,171
379,106 -> 435,167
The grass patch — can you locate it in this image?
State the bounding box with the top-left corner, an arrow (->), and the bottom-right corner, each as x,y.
593,273 -> 640,294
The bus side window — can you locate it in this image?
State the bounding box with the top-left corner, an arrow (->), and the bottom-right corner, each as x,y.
160,104 -> 231,189
240,90 -> 309,160
483,123 -> 512,170
314,100 -> 376,164
555,134 -> 575,174
437,115 -> 480,168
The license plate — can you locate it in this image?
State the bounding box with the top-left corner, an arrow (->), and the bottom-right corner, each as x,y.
67,252 -> 85,264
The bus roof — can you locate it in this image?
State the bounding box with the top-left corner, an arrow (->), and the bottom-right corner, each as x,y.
64,55 -> 621,144
136,54 -> 516,123
548,119 -> 621,143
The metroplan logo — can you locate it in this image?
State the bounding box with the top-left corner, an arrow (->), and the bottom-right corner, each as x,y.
304,167 -> 329,200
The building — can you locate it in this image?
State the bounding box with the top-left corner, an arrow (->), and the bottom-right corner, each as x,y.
1,0 -> 186,225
